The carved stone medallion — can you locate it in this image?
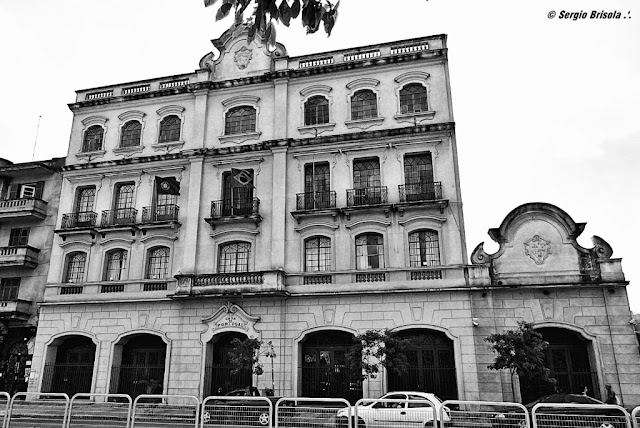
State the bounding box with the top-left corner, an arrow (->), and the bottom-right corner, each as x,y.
524,235 -> 551,265
234,47 -> 253,70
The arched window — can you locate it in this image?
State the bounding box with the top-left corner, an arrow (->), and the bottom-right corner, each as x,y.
146,247 -> 170,279
82,125 -> 104,152
120,120 -> 142,147
355,233 -> 384,269
104,249 -> 128,281
65,252 -> 87,283
304,96 -> 329,126
225,106 -> 256,135
305,236 -> 331,272
400,83 -> 428,114
218,242 -> 251,273
351,90 -> 377,120
158,115 -> 181,143
408,230 -> 440,267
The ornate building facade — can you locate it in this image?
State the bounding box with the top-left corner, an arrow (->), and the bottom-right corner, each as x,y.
26,26 -> 640,406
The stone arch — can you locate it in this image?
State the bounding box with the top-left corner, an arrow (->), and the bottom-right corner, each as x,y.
40,332 -> 98,396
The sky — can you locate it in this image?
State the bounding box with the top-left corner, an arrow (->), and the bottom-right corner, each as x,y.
0,0 -> 638,311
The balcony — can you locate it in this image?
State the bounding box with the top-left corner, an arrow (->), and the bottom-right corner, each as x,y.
44,279 -> 175,303
139,205 -> 180,233
397,182 -> 448,215
98,208 -> 138,236
205,198 -> 262,229
291,191 -> 339,223
0,246 -> 40,268
0,198 -> 48,221
173,270 -> 286,297
0,299 -> 32,320
343,186 -> 391,219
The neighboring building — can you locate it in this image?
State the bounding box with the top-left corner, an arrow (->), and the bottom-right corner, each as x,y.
27,25 -> 640,407
0,157 -> 63,395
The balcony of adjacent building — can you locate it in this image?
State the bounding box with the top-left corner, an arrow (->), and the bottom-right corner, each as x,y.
44,278 -> 176,303
0,198 -> 48,222
172,270 -> 286,297
342,186 -> 392,220
291,191 -> 339,223
396,181 -> 448,215
0,246 -> 40,269
205,198 -> 262,229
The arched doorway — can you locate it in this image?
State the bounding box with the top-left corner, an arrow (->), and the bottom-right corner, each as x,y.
520,328 -> 597,403
300,330 -> 362,404
110,334 -> 166,398
42,335 -> 95,396
387,329 -> 458,400
204,332 -> 252,396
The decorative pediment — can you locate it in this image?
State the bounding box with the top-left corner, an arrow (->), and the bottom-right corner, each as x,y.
201,302 -> 261,343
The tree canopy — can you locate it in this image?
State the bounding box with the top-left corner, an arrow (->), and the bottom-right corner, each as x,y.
204,0 -> 340,47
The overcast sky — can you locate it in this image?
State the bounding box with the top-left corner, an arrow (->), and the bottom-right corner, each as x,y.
0,0 -> 638,311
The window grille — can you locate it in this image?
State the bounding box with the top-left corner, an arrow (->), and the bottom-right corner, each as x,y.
65,252 -> 87,283
146,247 -> 170,279
8,228 -> 29,246
115,183 -> 135,211
355,233 -> 384,269
351,89 -> 377,120
158,115 -> 181,143
225,106 -> 256,135
105,249 -> 128,281
400,83 -> 428,114
353,158 -> 381,189
409,230 -> 441,267
305,236 -> 332,272
120,120 -> 142,147
0,278 -> 20,301
75,187 -> 96,214
82,125 -> 104,152
218,242 -> 251,273
304,96 -> 330,125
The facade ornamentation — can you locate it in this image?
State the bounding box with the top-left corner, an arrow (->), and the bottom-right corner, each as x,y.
524,235 -> 551,265
234,47 -> 253,70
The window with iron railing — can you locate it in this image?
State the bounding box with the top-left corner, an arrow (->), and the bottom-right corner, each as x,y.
222,171 -> 254,216
225,106 -> 256,135
400,83 -> 428,114
403,153 -> 436,201
409,229 -> 441,267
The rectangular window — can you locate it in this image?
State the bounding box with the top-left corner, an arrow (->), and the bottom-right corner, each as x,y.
75,186 -> 96,213
0,278 -> 20,301
352,158 -> 382,205
8,228 -> 30,247
404,153 -> 435,201
222,171 -> 254,216
304,162 -> 331,209
147,248 -> 170,279
114,183 -> 135,211
218,242 -> 251,273
8,182 -> 44,200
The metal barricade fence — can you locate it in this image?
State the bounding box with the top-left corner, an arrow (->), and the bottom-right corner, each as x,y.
353,397 -> 438,428
7,392 -> 70,428
200,395 -> 272,428
275,397 -> 351,428
0,392 -> 9,428
531,403 -> 631,428
441,400 -> 529,428
632,406 -> 640,428
131,394 -> 199,428
67,393 -> 132,428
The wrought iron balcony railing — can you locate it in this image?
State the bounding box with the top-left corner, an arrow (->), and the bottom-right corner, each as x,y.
101,208 -> 138,227
61,211 -> 97,229
398,182 -> 442,202
346,186 -> 388,207
142,204 -> 179,223
295,191 -> 336,210
210,198 -> 260,218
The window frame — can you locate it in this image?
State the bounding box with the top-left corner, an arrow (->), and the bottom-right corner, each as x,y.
217,241 -> 252,274
350,89 -> 378,121
355,232 -> 385,270
64,251 -> 88,284
8,228 -> 30,247
104,248 -> 129,281
82,124 -> 105,153
408,229 -> 441,267
119,120 -> 143,148
224,105 -> 257,136
298,85 -> 335,136
158,115 -> 182,143
146,246 -> 171,280
0,278 -> 20,302
304,236 -> 332,272
304,95 -> 330,126
393,72 -> 435,124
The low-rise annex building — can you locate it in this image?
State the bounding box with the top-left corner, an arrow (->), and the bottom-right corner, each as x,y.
26,25 -> 640,407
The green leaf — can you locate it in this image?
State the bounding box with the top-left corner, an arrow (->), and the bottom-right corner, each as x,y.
278,0 -> 292,26
268,0 -> 279,20
204,0 -> 218,7
291,0 -> 301,18
216,3 -> 234,21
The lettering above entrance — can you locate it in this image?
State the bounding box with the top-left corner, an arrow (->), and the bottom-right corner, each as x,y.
202,302 -> 261,342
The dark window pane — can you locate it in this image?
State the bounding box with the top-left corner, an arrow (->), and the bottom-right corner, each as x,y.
159,115 -> 181,143
355,233 -> 384,269
353,158 -> 381,189
304,96 -> 330,125
105,250 -> 128,281
305,236 -> 331,272
82,125 -> 104,152
400,83 -> 428,114
218,242 -> 251,273
147,247 -> 170,279
76,187 -> 96,213
225,106 -> 256,135
120,120 -> 142,147
0,278 -> 20,301
351,90 -> 377,120
8,228 -> 30,246
115,183 -> 135,210
65,252 -> 87,283
409,230 -> 440,267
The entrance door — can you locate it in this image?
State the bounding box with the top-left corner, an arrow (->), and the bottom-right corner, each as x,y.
117,335 -> 166,398
48,336 -> 95,396
387,330 -> 458,400
207,332 -> 252,395
301,331 -> 362,404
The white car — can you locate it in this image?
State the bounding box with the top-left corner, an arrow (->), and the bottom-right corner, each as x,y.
336,391 -> 449,428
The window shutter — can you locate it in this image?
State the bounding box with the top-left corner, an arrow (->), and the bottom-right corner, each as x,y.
8,185 -> 18,200
35,181 -> 44,199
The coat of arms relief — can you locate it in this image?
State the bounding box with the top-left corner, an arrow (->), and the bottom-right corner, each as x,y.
234,46 -> 253,70
524,235 -> 552,265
